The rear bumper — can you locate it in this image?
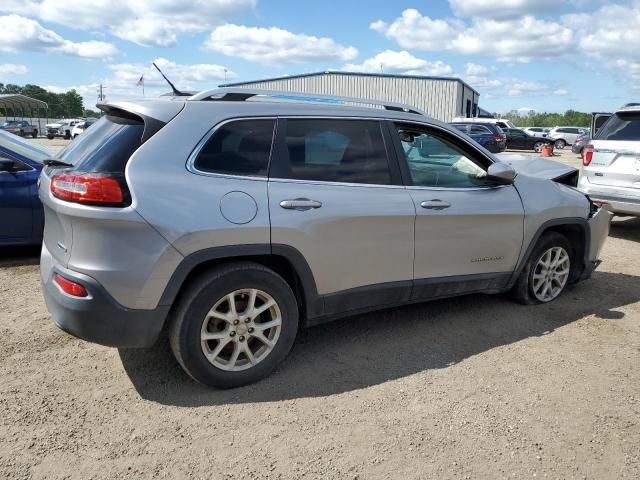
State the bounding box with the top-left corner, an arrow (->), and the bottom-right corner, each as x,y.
586,193 -> 640,216
41,245 -> 169,348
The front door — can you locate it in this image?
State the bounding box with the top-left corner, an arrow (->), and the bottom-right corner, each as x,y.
389,122 -> 525,299
268,118 -> 416,317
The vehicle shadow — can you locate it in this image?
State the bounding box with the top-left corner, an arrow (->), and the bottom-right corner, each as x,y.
609,216 -> 640,243
0,246 -> 40,267
119,270 -> 640,406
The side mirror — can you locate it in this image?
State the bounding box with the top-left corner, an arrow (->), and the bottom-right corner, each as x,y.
0,158 -> 15,172
487,162 -> 516,184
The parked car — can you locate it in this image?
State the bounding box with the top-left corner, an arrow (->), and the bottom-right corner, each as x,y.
572,131 -> 591,154
46,119 -> 83,140
0,120 -> 38,138
579,104 -> 640,216
451,117 -> 515,130
40,89 -> 610,388
70,118 -> 98,138
449,122 -> 506,153
0,129 -> 52,246
547,126 -> 588,149
503,128 -> 554,153
523,127 -> 551,137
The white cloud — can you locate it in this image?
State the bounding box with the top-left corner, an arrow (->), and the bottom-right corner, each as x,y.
0,0 -> 256,47
506,80 -> 549,97
449,0 -> 558,19
465,63 -> 491,76
204,24 -> 358,64
344,50 -> 453,76
49,57 -> 235,108
371,8 -> 573,63
553,88 -> 569,96
0,15 -> 116,58
0,64 -> 28,82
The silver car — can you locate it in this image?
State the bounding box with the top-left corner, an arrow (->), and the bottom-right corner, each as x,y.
579,104 -> 640,216
39,89 -> 610,388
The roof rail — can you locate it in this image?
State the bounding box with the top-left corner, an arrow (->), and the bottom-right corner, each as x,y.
188,88 -> 427,116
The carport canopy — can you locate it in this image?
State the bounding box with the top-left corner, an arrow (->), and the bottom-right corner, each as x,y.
0,94 -> 48,111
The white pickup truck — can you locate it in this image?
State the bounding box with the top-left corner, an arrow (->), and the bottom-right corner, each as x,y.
45,119 -> 83,140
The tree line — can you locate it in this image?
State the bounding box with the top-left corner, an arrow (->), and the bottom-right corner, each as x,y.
0,83 -> 100,119
498,109 -> 592,128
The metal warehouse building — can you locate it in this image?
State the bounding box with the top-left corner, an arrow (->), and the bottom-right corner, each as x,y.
221,71 -> 480,122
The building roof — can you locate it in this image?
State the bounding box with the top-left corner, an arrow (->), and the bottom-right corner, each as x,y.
0,94 -> 48,110
221,70 -> 480,96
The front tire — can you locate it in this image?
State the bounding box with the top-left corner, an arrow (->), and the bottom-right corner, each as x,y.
169,262 -> 299,388
31,129 -> 38,138
47,134 -> 54,140
64,130 -> 71,140
555,139 -> 566,149
511,232 -> 572,305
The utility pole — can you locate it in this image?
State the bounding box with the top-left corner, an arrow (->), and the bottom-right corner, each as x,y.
97,84 -> 106,102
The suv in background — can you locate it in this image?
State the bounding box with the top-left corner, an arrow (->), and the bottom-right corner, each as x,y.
46,119 -> 83,140
0,120 -> 38,138
523,127 -> 550,137
40,89 -> 610,388
449,122 -> 506,153
547,126 -> 587,149
450,117 -> 516,130
579,104 -> 640,216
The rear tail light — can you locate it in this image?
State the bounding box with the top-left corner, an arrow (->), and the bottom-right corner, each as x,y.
50,172 -> 128,207
495,135 -> 505,142
582,144 -> 594,166
54,273 -> 88,297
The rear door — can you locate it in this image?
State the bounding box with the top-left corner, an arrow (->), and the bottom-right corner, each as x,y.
587,111 -> 640,190
591,113 -> 612,137
268,117 -> 416,315
389,121 -> 524,298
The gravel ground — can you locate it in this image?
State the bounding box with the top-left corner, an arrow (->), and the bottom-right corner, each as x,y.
1,143 -> 638,479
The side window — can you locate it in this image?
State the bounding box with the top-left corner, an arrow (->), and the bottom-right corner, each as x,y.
280,119 -> 391,185
395,124 -> 488,188
452,124 -> 469,134
194,119 -> 275,176
496,122 -> 508,129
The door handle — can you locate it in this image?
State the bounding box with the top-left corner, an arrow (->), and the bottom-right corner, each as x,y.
279,198 -> 323,211
421,199 -> 451,210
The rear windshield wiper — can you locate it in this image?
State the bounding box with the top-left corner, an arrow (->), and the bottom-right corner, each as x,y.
43,159 -> 73,168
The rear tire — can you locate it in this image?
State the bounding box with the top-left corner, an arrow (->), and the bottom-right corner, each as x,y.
47,135 -> 54,140
64,130 -> 71,140
555,139 -> 566,149
31,129 -> 38,138
169,262 -> 299,388
510,232 -> 572,305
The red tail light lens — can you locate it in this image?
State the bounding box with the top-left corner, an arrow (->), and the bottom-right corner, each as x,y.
54,273 -> 88,297
495,135 -> 505,142
50,172 -> 126,206
582,144 -> 594,166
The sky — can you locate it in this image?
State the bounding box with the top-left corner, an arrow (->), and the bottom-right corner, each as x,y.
0,0 -> 638,115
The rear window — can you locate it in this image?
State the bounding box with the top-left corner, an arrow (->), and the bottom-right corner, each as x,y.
469,125 -> 491,134
596,112 -> 640,141
55,115 -> 145,173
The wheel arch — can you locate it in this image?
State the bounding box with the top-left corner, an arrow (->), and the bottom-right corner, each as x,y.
508,218 -> 590,288
158,244 -> 322,322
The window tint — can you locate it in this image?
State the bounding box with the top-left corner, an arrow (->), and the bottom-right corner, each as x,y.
596,112 -> 640,141
396,126 -> 488,188
281,119 -> 391,185
194,119 -> 275,176
55,115 -> 145,173
469,125 -> 491,134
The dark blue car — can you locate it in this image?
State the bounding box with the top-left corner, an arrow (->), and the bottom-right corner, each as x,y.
0,130 -> 51,246
449,122 -> 507,153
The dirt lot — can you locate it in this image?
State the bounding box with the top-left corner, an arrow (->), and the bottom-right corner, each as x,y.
1,145 -> 639,479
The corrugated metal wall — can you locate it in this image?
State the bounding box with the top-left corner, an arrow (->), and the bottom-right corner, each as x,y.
228,73 -> 477,122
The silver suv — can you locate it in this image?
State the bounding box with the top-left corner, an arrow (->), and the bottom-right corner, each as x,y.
39,89 -> 610,388
579,104 -> 640,217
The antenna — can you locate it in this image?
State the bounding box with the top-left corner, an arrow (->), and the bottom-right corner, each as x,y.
152,62 -> 191,97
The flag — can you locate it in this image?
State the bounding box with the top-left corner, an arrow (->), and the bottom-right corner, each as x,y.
136,75 -> 144,86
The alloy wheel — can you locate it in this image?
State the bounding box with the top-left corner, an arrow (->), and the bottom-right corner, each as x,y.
532,247 -> 570,302
200,289 -> 282,371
